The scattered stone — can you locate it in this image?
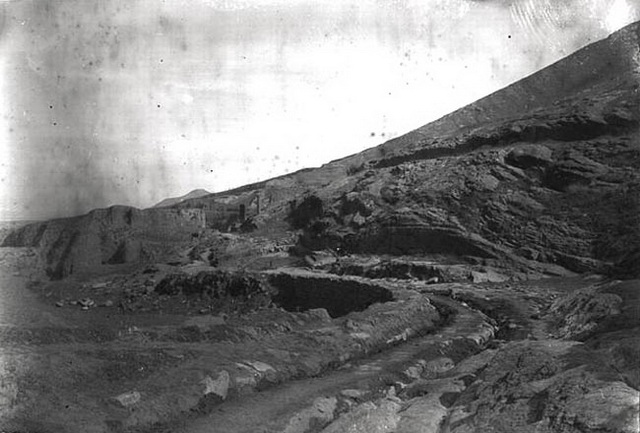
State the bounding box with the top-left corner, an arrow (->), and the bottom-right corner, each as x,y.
350,332 -> 371,341
112,391 -> 141,408
352,212 -> 366,227
78,298 -> 95,308
403,360 -> 427,381
396,394 -> 451,433
243,360 -> 276,374
422,357 -> 455,378
386,328 -> 413,344
385,387 -> 402,404
103,300 -> 114,307
470,269 -> 508,283
340,389 -> 368,399
55,301 -> 64,307
234,374 -> 258,389
282,397 -> 337,433
393,382 -> 408,393
321,399 -> 401,433
305,308 -> 332,322
467,322 -> 497,346
344,319 -> 359,332
201,371 -> 230,400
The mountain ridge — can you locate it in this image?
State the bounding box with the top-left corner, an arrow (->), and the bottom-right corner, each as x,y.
182,21 -> 639,202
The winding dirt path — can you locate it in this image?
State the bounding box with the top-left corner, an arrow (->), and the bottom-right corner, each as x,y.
150,295 -> 495,433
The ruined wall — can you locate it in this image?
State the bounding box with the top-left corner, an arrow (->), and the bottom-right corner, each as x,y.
174,192 -> 264,230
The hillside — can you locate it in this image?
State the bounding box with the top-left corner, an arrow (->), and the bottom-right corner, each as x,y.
0,22 -> 638,433
169,20 -> 640,278
4,22 -> 639,278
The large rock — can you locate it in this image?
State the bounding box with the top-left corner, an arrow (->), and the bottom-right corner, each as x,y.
201,371 -> 230,400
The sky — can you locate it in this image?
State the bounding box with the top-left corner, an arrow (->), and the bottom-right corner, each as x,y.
1,0 -> 639,220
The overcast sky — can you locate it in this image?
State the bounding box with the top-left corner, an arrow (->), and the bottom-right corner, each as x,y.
1,0 -> 639,220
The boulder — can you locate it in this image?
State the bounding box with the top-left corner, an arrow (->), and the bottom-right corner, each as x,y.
282,397 -> 337,433
112,391 -> 141,408
201,371 -> 230,400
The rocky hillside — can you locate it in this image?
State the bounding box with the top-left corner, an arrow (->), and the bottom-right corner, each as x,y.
178,20 -> 640,279
0,220 -> 38,245
369,19 -> 640,154
1,22 -> 639,433
3,22 -> 639,281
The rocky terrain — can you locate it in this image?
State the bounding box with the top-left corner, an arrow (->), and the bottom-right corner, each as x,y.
1,21 -> 639,433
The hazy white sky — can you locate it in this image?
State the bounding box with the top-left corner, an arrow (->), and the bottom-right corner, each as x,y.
1,0 -> 639,220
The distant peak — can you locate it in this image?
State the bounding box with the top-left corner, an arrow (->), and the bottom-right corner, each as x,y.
152,189 -> 212,208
